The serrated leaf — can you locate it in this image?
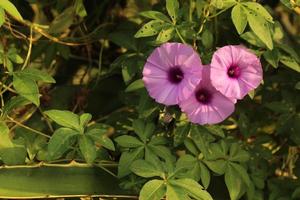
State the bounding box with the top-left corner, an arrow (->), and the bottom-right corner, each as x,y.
166,0 -> 179,23
114,135 -> 143,148
79,135 -> 97,164
118,147 -> 144,177
231,4 -> 247,34
47,128 -> 80,160
246,10 -> 273,49
13,73 -> 40,106
0,0 -> 23,20
14,68 -> 56,83
140,180 -> 166,200
140,11 -> 171,22
131,159 -> 164,178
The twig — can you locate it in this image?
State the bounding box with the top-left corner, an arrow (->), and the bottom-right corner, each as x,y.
7,116 -> 51,138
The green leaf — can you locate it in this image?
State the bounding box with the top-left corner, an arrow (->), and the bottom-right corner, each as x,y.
79,135 -> 97,164
0,121 -> 27,165
2,96 -> 29,116
230,162 -> 251,187
140,11 -> 171,22
174,124 -> 190,147
229,143 -> 250,162
279,56 -> 300,72
240,31 -> 265,47
263,49 -> 279,68
13,73 -> 40,106
7,48 -> 23,64
48,128 -> 80,159
156,26 -> 175,43
125,79 -> 144,92
86,127 -> 115,151
115,135 -> 143,148
132,119 -> 155,142
0,8 -> 5,27
199,162 -> 211,189
74,0 -> 87,17
48,7 -> 75,34
246,10 -> 273,49
14,68 -> 56,83
225,164 -> 243,200
140,180 -> 166,200
204,160 -> 227,174
166,0 -> 179,23
211,0 -> 236,9
201,29 -> 214,49
0,0 -> 23,20
79,113 -> 92,128
118,147 -> 144,178
242,2 -> 273,22
170,178 -> 213,200
131,159 -> 164,178
231,4 -> 247,34
135,20 -> 165,38
292,187 -> 300,199
44,110 -> 80,130
149,145 -> 174,163
205,125 -> 225,138
184,138 -> 199,156
166,185 -> 188,200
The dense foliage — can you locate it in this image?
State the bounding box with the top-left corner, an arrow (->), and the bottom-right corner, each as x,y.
0,0 -> 300,199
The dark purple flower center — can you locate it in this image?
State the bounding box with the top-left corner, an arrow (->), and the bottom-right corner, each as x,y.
195,89 -> 212,104
168,66 -> 184,84
227,65 -> 240,78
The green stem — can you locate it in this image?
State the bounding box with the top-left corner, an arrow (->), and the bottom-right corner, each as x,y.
7,116 -> 51,138
175,28 -> 186,44
21,25 -> 33,70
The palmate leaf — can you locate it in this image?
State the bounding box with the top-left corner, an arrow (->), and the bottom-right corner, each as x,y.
131,159 -> 164,178
86,128 -> 115,151
231,4 -> 247,34
48,128 -> 80,160
140,180 -> 166,200
169,178 -> 213,200
79,135 -> 97,164
166,0 -> 179,23
118,147 -> 144,178
44,110 -> 80,131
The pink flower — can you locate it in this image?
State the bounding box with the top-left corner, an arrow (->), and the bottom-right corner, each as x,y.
143,43 -> 203,105
210,45 -> 263,100
179,66 -> 235,125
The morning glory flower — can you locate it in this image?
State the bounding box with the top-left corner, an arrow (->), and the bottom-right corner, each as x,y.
143,42 -> 203,105
179,66 -> 235,125
210,45 -> 263,100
